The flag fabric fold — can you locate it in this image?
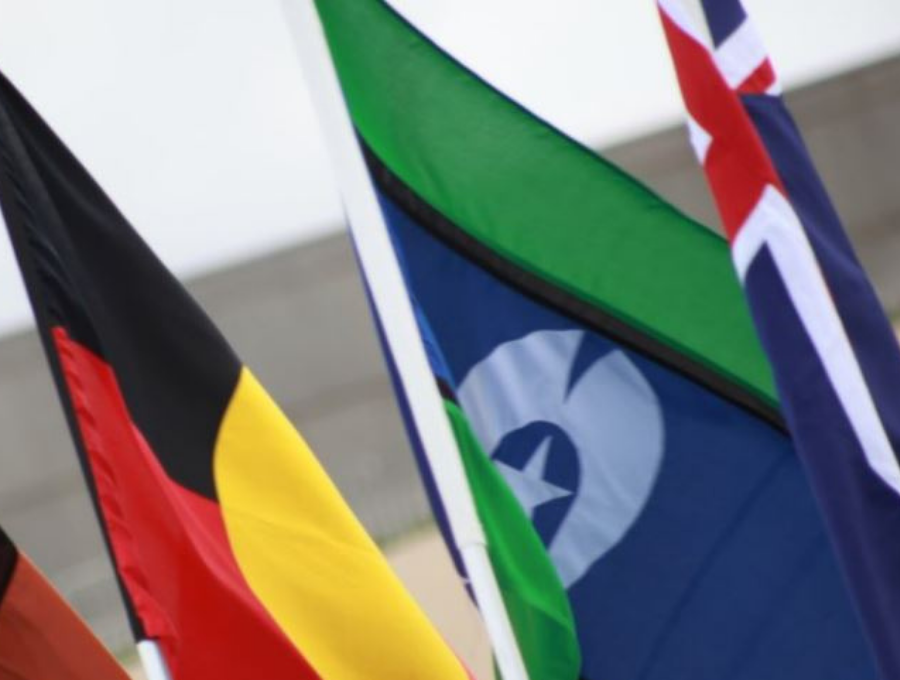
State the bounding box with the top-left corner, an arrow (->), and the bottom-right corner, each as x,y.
0,526 -> 130,680
658,0 -> 900,676
316,0 -> 878,678
0,71 -> 472,680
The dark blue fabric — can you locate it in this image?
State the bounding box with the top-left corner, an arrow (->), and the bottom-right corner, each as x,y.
730,84 -> 900,680
374,188 -> 876,680
701,0 -> 747,46
743,94 -> 900,463
744,250 -> 893,679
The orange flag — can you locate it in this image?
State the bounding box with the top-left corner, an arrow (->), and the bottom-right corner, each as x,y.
0,527 -> 129,680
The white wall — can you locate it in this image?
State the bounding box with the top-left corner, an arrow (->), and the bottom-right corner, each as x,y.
0,0 -> 897,337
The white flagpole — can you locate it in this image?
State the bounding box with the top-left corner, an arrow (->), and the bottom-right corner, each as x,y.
136,640 -> 173,680
280,2 -> 530,679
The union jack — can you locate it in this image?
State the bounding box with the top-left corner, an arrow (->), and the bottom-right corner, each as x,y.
658,0 -> 900,676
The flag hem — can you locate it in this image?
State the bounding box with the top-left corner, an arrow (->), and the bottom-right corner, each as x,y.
0,74 -> 146,639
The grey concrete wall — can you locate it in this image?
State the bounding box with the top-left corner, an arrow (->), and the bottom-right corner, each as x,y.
0,53 -> 898,655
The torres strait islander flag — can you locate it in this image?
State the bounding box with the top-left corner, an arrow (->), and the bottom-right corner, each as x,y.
0,72 -> 473,680
0,526 -> 129,680
659,0 -> 900,677
315,0 -> 880,678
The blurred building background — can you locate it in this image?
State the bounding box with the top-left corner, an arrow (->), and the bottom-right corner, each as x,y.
0,53 -> 898,675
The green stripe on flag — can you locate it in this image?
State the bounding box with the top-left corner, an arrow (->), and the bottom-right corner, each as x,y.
444,400 -> 581,680
316,0 -> 778,410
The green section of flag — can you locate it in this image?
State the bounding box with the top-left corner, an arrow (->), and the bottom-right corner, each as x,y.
444,400 -> 581,680
316,0 -> 777,407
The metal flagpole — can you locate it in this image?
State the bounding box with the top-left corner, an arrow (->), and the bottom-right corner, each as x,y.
137,640 -> 173,680
279,2 -> 531,679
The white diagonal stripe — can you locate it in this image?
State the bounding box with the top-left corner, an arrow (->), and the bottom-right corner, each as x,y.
766,80 -> 784,96
733,186 -> 900,495
657,0 -> 711,48
686,114 -> 713,164
714,18 -> 771,90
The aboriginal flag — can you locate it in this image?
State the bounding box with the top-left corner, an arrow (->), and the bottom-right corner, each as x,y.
0,526 -> 129,680
0,72 -> 473,680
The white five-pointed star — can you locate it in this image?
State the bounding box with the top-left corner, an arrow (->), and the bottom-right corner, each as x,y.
494,435 -> 573,518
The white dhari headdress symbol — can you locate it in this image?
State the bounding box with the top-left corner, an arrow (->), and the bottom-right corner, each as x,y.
458,329 -> 665,589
